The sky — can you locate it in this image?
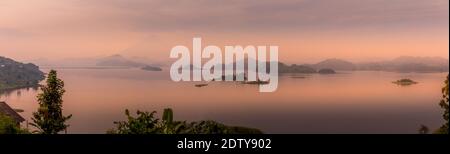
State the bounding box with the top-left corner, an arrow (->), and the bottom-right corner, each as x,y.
0,0 -> 448,64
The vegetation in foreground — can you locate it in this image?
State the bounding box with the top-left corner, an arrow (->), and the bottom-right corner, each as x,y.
108,108 -> 263,134
435,75 -> 449,134
30,70 -> 72,134
0,113 -> 29,134
420,75 -> 448,134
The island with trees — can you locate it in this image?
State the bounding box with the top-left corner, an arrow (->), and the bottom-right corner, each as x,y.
141,65 -> 163,71
392,78 -> 418,86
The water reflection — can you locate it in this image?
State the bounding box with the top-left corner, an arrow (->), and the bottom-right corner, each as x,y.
0,85 -> 39,99
1,68 -> 447,134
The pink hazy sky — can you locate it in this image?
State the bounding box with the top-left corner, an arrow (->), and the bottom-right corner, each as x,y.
0,0 -> 448,64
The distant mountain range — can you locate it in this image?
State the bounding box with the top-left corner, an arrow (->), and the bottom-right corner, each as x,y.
27,54 -> 163,71
310,58 -> 357,71
96,54 -> 147,67
281,56 -> 448,73
357,56 -> 449,73
0,56 -> 45,90
26,55 -> 448,73
180,56 -> 448,74
279,63 -> 317,73
2,55 -> 444,91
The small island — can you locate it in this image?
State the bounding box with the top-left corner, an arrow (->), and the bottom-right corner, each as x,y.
141,65 -> 162,71
212,74 -> 247,81
291,76 -> 306,79
194,84 -> 208,87
392,78 -> 418,86
242,80 -> 269,85
318,68 -> 336,74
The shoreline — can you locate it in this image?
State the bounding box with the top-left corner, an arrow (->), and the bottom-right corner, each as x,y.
0,84 -> 40,93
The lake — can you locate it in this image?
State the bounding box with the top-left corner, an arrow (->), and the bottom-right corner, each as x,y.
0,68 -> 447,134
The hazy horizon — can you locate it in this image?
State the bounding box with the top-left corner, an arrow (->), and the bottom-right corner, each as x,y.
15,54 -> 450,67
1,0 -> 449,64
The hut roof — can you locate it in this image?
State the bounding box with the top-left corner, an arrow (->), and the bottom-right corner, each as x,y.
0,101 -> 25,123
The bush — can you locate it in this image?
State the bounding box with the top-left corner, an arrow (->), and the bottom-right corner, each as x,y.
109,108 -> 263,134
0,113 -> 29,134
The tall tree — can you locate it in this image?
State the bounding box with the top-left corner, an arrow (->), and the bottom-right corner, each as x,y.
436,75 -> 449,134
31,70 -> 72,134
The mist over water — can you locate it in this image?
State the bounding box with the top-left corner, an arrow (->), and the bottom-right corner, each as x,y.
1,68 -> 447,133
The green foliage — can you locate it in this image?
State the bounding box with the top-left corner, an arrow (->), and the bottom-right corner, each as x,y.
0,113 -> 29,134
226,125 -> 264,134
183,120 -> 263,134
435,75 -> 449,134
184,120 -> 231,134
109,108 -> 263,134
162,108 -> 173,124
111,109 -> 161,134
160,108 -> 187,134
31,70 -> 72,134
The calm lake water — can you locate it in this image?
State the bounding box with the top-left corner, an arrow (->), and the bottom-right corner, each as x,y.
1,68 -> 447,134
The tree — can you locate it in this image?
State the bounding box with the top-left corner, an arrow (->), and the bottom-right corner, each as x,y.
435,75 -> 449,134
0,113 -> 29,134
31,70 -> 72,134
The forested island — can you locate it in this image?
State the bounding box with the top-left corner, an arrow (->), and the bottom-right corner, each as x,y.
392,78 -> 418,86
141,65 -> 163,71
